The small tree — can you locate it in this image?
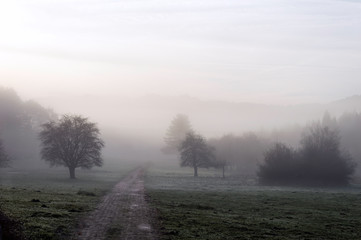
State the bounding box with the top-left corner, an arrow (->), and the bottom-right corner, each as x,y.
39,115 -> 104,179
0,139 -> 10,168
209,135 -> 235,178
162,114 -> 192,154
179,132 -> 214,177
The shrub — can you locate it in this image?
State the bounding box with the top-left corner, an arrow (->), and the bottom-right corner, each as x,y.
258,125 -> 356,186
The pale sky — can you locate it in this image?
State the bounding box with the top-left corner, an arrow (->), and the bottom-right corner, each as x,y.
0,0 -> 361,104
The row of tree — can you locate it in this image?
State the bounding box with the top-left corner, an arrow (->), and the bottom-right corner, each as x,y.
259,125 -> 355,186
163,113 -> 358,186
162,114 -> 267,178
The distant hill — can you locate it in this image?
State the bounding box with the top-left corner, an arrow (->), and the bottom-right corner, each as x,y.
35,94 -> 361,141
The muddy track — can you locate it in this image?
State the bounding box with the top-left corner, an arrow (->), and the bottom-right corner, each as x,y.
76,168 -> 157,240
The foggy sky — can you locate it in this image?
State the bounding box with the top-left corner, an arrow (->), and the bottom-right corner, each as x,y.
1,0 -> 361,104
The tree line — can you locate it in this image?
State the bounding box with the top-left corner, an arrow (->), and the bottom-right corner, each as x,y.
0,87 -> 57,167
1,87 -> 360,184
163,112 -> 359,186
259,125 -> 355,186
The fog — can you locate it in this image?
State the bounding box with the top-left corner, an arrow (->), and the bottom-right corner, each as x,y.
1,0 -> 361,103
2,2 -> 361,239
0,0 -> 361,173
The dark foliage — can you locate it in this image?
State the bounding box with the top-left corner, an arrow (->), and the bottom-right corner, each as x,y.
298,125 -> 355,186
258,125 -> 355,186
39,115 -> 104,179
179,132 -> 214,177
258,143 -> 297,185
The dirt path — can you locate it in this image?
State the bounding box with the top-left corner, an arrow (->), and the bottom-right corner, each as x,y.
76,168 -> 157,240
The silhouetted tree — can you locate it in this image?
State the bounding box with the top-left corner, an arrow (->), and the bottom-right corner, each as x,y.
179,132 -> 214,177
299,124 -> 355,186
162,114 -> 192,154
0,139 -> 10,168
258,125 -> 356,186
258,143 -> 297,185
39,115 -> 104,179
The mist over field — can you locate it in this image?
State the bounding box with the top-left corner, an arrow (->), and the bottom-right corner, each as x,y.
1,0 -> 361,239
2,86 -> 361,176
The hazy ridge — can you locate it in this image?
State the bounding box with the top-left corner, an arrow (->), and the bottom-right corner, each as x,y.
36,94 -> 361,140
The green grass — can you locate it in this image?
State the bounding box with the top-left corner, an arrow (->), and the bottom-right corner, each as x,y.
146,164 -> 361,240
0,167 -> 132,239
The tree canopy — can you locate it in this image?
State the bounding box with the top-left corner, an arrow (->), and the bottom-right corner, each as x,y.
179,132 -> 214,177
162,114 -> 192,154
39,115 -> 104,179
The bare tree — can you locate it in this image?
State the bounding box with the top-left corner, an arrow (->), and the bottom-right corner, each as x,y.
39,115 -> 104,179
162,114 -> 192,154
179,132 -> 214,177
0,139 -> 10,168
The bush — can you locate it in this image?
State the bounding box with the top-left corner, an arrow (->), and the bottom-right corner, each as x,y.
258,143 -> 297,185
258,125 -> 356,186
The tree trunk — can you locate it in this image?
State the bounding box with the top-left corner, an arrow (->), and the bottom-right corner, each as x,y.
69,167 -> 76,179
222,165 -> 225,179
194,165 -> 198,177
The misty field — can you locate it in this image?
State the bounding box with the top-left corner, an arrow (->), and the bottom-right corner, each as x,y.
0,167 -> 131,239
146,165 -> 361,240
2,164 -> 361,240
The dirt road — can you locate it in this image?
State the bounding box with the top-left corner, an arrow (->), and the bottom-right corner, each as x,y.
76,168 -> 157,240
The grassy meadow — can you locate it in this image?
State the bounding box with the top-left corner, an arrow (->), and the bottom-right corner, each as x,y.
2,162 -> 361,240
146,164 -> 361,240
0,165 -> 133,239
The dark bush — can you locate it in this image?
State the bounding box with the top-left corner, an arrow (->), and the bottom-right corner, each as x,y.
258,125 -> 356,186
258,143 -> 298,185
